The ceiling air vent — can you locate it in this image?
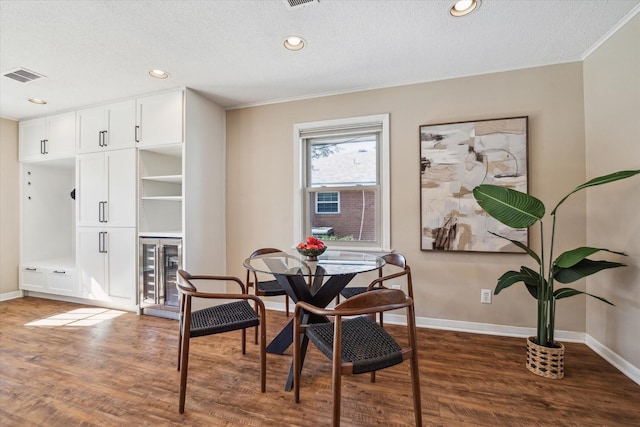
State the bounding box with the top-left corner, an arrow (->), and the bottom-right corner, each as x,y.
283,0 -> 319,10
3,67 -> 46,83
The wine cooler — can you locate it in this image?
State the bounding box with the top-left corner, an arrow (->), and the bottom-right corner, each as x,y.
139,237 -> 182,318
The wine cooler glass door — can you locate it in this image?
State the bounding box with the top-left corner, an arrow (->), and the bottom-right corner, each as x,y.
162,242 -> 181,307
141,242 -> 158,305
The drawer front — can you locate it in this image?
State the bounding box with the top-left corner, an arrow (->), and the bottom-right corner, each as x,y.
19,267 -> 47,291
48,269 -> 77,296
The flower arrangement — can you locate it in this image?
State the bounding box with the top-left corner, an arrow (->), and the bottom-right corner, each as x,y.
296,236 -> 326,260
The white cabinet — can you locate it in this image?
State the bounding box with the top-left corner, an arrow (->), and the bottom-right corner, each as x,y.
77,227 -> 136,305
19,111 -> 76,161
77,100 -> 136,154
136,90 -> 183,148
77,149 -> 136,227
20,266 -> 76,296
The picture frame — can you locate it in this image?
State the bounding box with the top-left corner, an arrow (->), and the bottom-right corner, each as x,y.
419,116 -> 529,252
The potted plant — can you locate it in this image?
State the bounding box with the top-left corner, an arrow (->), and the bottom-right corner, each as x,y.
473,169 -> 640,379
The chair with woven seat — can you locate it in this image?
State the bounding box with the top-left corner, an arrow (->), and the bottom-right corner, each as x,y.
339,253 -> 412,299
293,288 -> 422,427
176,269 -> 266,414
339,253 -> 413,313
245,247 -> 290,343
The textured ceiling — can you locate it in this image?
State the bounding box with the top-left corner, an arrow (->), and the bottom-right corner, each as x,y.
1,0 -> 639,121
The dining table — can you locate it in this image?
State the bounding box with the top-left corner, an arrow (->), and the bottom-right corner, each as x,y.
243,249 -> 385,390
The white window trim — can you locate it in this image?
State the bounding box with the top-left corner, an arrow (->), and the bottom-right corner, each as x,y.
293,113 -> 390,252
315,191 -> 340,214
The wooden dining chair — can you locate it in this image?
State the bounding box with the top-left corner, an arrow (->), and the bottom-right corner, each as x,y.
293,288 -> 422,427
176,269 -> 266,414
338,253 -> 413,324
245,247 -> 290,343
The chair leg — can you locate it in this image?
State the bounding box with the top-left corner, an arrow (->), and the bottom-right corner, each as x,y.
285,295 -> 290,317
260,320 -> 267,393
331,359 -> 342,427
178,333 -> 190,414
242,328 -> 247,355
177,324 -> 183,372
410,354 -> 423,427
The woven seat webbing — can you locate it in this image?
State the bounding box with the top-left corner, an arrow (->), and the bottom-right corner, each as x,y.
257,279 -> 286,296
306,316 -> 403,374
189,300 -> 259,338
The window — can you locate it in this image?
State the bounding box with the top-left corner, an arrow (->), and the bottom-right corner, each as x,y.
316,192 -> 340,214
294,114 -> 390,251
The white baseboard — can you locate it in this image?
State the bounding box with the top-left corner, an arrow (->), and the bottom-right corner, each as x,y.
264,301 -> 637,384
0,290 -> 23,301
586,335 -> 640,386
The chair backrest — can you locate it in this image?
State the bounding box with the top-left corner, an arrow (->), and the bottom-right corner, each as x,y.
335,288 -> 410,314
372,253 -> 413,297
177,269 -> 196,294
245,247 -> 283,285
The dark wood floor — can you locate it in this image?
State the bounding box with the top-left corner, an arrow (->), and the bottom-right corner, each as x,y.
1,297 -> 639,426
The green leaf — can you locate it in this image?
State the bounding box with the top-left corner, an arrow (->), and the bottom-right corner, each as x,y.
554,259 -> 627,283
495,268 -> 540,299
555,247 -> 628,268
551,170 -> 640,215
554,287 -> 614,306
489,231 -> 541,264
473,185 -> 545,229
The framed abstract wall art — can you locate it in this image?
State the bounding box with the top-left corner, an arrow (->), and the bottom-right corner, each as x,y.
419,116 -> 528,252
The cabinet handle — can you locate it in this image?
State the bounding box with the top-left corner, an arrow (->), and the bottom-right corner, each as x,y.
25,267 -> 37,271
102,232 -> 108,253
135,125 -> 140,143
99,231 -> 106,253
40,140 -> 45,154
43,139 -> 48,154
98,201 -> 108,223
99,130 -> 108,147
102,201 -> 108,223
53,270 -> 66,274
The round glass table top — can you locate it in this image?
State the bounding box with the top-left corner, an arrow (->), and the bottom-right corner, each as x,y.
243,250 -> 385,277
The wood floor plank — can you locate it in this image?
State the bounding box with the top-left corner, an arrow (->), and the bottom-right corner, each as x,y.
1,297 -> 639,426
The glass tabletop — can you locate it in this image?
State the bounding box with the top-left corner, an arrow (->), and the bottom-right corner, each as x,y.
243,250 -> 385,277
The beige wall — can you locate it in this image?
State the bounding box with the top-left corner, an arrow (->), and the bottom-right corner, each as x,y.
0,118 -> 20,296
226,62 -> 589,332
584,14 -> 640,367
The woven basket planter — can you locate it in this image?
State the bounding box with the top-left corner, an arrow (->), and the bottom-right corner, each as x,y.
526,336 -> 565,379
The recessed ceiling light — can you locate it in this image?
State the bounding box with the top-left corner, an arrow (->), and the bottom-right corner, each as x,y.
450,0 -> 480,17
149,69 -> 170,79
284,36 -> 305,51
28,98 -> 47,105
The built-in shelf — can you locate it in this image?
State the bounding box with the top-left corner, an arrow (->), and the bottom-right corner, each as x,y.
141,175 -> 182,184
141,196 -> 182,201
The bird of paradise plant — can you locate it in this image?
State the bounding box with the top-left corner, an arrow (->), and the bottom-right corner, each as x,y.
473,170 -> 640,348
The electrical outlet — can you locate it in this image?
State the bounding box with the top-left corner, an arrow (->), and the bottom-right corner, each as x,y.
481,289 -> 492,304
391,284 -> 401,290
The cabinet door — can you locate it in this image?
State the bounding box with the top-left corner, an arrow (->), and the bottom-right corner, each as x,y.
46,111 -> 76,158
19,118 -> 46,161
77,229 -> 107,299
19,267 -> 47,291
106,100 -> 136,151
77,152 -> 105,226
77,106 -> 105,154
136,91 -> 183,147
105,149 -> 136,227
105,228 -> 136,302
